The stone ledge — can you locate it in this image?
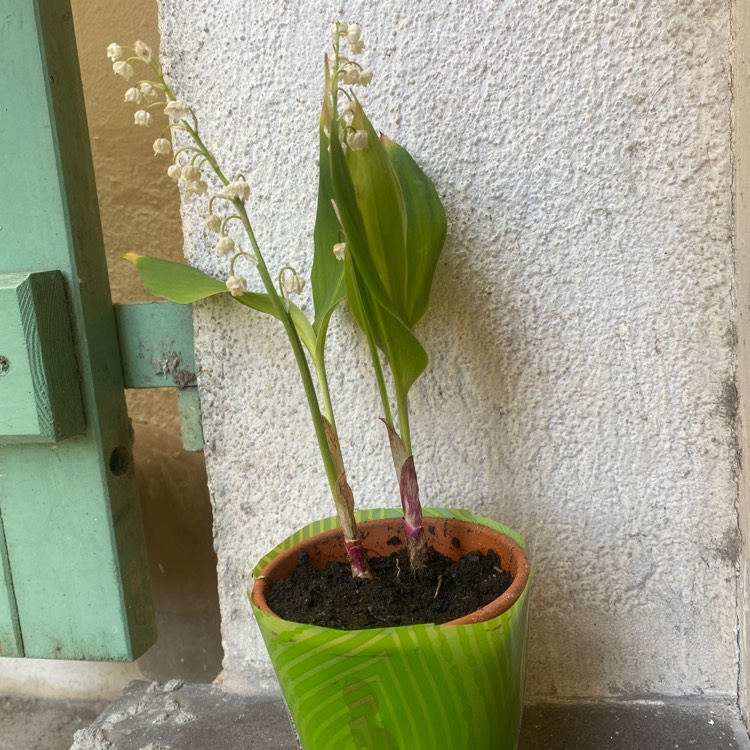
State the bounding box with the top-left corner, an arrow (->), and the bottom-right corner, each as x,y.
59,681 -> 750,750
0,693 -> 106,750
68,681 -> 293,750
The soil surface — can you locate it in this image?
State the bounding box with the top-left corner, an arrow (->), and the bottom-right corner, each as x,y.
266,544 -> 513,629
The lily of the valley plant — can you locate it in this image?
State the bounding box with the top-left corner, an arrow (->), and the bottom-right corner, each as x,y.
110,22 -> 446,577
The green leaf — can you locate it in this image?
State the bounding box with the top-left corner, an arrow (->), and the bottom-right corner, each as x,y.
288,302 -> 317,358
327,115 -> 393,315
125,252 -> 280,322
382,135 -> 447,327
308,113 -> 347,369
311,112 -> 346,339
235,295 -> 316,362
321,92 -> 441,403
232,292 -> 278,319
345,255 -> 428,397
124,253 -> 227,303
345,103 -> 408,317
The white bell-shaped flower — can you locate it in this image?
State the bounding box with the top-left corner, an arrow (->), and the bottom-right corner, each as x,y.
106,43 -> 123,62
226,275 -> 248,297
134,110 -> 152,127
113,61 -> 135,80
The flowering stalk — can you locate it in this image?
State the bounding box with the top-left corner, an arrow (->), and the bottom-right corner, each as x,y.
109,39 -> 369,577
111,24 -> 446,579
324,22 -> 447,571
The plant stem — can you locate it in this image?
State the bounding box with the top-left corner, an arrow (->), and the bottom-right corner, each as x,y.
159,71 -> 367,575
233,203 -> 367,575
315,353 -> 337,429
395,384 -> 412,456
367,335 -> 394,426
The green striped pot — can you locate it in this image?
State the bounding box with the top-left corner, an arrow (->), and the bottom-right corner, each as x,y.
250,508 -> 532,750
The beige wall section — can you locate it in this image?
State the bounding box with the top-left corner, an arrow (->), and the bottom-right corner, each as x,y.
72,0 -> 183,433
736,0 -> 750,725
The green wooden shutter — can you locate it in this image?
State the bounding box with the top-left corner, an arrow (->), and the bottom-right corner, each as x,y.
0,0 -> 157,660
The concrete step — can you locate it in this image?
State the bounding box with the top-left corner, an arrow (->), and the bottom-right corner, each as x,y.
3,681 -> 749,750
0,693 -> 106,750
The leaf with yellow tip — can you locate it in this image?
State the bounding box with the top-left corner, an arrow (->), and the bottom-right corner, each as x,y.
124,252 -> 280,321
124,253 -> 227,303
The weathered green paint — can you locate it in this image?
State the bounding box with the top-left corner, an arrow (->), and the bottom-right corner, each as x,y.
114,302 -> 197,389
114,302 -> 204,451
0,0 -> 155,660
0,271 -> 85,443
0,515 -> 23,658
177,387 -> 204,452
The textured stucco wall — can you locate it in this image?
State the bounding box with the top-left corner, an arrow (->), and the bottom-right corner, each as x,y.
157,0 -> 738,699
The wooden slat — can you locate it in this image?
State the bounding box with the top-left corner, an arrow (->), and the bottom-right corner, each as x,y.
114,302 -> 197,390
114,302 -> 204,451
0,272 -> 85,443
0,515 -> 22,657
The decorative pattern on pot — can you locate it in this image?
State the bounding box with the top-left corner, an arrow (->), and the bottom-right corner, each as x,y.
251,508 -> 532,750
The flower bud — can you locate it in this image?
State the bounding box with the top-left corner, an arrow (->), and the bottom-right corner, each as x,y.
134,110 -> 153,127
124,87 -> 143,104
164,100 -> 192,121
134,40 -> 152,62
139,82 -> 160,102
347,24 -> 362,44
226,275 -> 248,297
181,165 -> 201,181
106,43 -> 123,62
204,214 -> 222,233
186,179 -> 208,195
330,20 -> 348,42
341,64 -> 361,85
224,177 -> 251,203
282,270 -> 305,296
153,138 -> 172,156
215,236 -> 235,255
113,61 -> 135,80
346,129 -> 368,151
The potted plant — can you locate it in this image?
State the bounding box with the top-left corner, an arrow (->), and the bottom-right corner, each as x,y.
109,22 -> 532,749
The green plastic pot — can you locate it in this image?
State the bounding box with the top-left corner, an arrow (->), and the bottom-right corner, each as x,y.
250,507 -> 532,750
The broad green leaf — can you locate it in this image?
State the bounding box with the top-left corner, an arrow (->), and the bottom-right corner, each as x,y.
124,253 -> 227,303
382,135 -> 447,327
311,108 -> 346,339
372,298 -> 428,397
346,103 -> 408,317
125,252 -> 279,321
327,113 -> 393,315
345,255 -> 428,397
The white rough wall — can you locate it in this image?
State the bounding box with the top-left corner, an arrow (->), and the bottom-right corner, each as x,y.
157,0 -> 737,699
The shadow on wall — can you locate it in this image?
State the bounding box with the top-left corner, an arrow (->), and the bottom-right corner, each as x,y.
133,422 -> 224,683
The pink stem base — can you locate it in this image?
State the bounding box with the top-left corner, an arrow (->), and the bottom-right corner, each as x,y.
344,537 -> 370,578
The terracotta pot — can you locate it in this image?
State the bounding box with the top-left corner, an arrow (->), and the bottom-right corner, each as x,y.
250,508 -> 532,750
253,514 -> 530,626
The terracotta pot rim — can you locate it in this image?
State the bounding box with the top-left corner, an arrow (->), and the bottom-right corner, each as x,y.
252,515 -> 531,628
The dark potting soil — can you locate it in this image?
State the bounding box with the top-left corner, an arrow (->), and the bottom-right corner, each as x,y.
266,545 -> 514,629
